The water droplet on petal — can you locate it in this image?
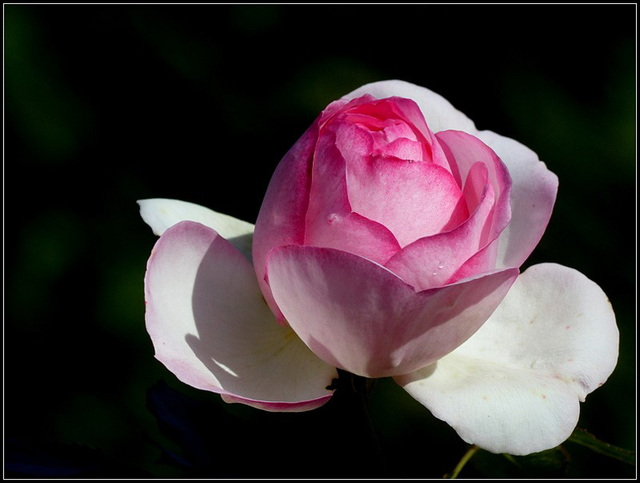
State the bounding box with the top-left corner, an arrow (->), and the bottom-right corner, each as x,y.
327,213 -> 339,224
438,262 -> 444,270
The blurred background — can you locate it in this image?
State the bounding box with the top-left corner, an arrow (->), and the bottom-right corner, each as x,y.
5,4 -> 636,478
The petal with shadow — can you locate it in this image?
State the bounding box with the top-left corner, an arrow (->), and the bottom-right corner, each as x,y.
144,221 -> 337,412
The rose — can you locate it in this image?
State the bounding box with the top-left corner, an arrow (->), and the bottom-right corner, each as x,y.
253,85 -> 516,379
139,80 -> 618,455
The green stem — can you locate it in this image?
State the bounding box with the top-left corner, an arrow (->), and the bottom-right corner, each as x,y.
448,444 -> 479,479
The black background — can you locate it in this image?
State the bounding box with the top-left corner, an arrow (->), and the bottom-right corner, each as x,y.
5,3 -> 636,478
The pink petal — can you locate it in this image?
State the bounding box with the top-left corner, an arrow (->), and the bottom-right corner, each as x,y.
343,80 -> 478,134
342,96 -> 450,169
253,123 -> 318,320
304,122 -> 401,264
344,81 -> 558,270
145,221 -> 337,411
265,245 -> 518,378
476,130 -> 558,268
337,121 -> 468,247
395,263 -> 619,455
306,210 -> 401,265
447,238 -> 500,284
437,130 -> 512,245
384,163 -> 497,290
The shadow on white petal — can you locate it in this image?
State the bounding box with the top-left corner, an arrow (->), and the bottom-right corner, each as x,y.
228,232 -> 253,263
185,238 -> 335,404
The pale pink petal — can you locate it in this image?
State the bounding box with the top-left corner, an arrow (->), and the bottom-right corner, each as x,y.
476,130 -> 559,268
384,164 -> 496,290
343,80 -> 478,134
380,136 -> 424,161
138,198 -> 254,261
342,82 -> 557,270
341,95 -> 450,169
145,220 -> 337,411
253,123 -> 317,320
436,130 -> 512,244
303,122 -> 401,264
307,211 -> 401,265
339,122 -> 468,247
395,263 -> 619,455
317,93 -> 373,127
266,245 -> 518,378
447,238 -> 500,284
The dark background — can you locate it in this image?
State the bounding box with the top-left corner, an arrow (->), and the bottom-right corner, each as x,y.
5,3 -> 636,478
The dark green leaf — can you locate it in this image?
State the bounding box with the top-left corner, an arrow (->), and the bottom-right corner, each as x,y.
568,427 -> 635,465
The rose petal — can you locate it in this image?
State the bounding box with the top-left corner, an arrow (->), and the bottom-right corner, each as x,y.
306,210 -> 401,265
343,80 -> 478,134
475,130 -> 559,268
342,81 -> 558,270
395,263 -> 619,455
253,123 -> 318,320
384,163 -> 496,290
138,198 -> 254,261
436,130 -> 512,243
145,220 -> 337,411
342,96 -> 451,169
337,122 -> 468,247
304,122 -> 401,264
266,245 -> 518,378
447,237 -> 500,284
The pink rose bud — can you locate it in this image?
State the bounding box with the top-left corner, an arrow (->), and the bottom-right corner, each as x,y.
253,92 -> 519,377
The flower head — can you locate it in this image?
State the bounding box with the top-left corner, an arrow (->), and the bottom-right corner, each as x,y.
139,80 -> 618,455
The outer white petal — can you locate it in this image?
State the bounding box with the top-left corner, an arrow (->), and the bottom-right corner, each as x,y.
343,79 -> 477,134
138,198 -> 254,261
475,131 -> 559,268
395,263 -> 619,455
144,220 -> 337,411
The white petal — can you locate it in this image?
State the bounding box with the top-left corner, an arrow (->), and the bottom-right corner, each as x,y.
343,79 -> 478,134
395,263 -> 619,455
144,220 -> 337,411
138,198 -> 254,261
475,131 -> 559,268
